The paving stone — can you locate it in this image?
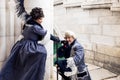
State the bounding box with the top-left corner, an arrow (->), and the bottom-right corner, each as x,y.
117,75 -> 120,80
51,63 -> 118,80
86,63 -> 100,71
104,77 -> 118,80
89,68 -> 117,80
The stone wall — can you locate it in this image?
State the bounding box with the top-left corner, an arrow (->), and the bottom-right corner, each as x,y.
54,0 -> 120,74
0,0 -> 17,69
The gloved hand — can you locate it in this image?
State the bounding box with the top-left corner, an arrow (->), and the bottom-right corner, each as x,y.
64,57 -> 77,77
50,34 -> 60,43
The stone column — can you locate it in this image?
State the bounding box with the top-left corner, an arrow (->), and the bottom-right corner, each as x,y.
0,0 -> 6,69
6,0 -> 15,57
24,0 -> 53,79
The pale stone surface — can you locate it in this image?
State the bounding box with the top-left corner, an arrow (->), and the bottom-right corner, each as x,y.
117,75 -> 120,80
89,9 -> 112,17
94,60 -> 104,68
75,16 -> 99,24
91,35 -> 115,46
86,63 -> 100,71
6,36 -> 14,57
99,16 -> 120,25
103,25 -> 120,36
112,11 -> 120,16
0,1 -> 6,62
54,5 -> 66,16
82,43 -> 93,50
66,24 -> 102,35
89,68 -> 117,80
108,56 -> 120,66
66,8 -> 89,17
77,34 -> 90,43
94,52 -> 105,63
111,2 -> 120,11
81,2 -> 111,9
54,0 -> 120,74
82,25 -> 102,34
0,37 -> 6,61
85,50 -> 94,60
96,44 -> 120,57
14,15 -> 22,36
115,37 -> 120,47
104,77 -> 118,80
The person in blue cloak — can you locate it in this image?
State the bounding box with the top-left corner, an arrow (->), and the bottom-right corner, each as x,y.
0,2 -> 60,80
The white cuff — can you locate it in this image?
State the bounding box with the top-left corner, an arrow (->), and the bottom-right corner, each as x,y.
64,57 -> 77,76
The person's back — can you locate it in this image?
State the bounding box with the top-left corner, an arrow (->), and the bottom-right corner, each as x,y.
22,20 -> 46,41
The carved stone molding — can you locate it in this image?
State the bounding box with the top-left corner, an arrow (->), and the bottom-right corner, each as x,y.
54,0 -> 63,6
54,0 -> 120,11
111,2 -> 120,11
81,1 -> 112,9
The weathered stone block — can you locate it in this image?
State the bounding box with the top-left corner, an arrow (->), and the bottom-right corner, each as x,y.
112,11 -> 120,16
54,5 -> 66,16
82,43 -> 93,50
89,9 -> 112,17
67,9 -> 89,17
93,60 -> 104,67
77,16 -> 99,24
85,58 -> 94,64
104,55 -> 111,64
81,0 -> 111,9
99,16 -> 120,25
96,44 -> 120,57
115,37 -> 120,47
92,43 -> 97,52
78,34 -> 90,43
85,50 -> 94,60
109,56 -> 120,67
83,25 -> 102,34
103,25 -> 120,36
91,35 -> 115,46
111,2 -> 120,11
94,52 -> 105,63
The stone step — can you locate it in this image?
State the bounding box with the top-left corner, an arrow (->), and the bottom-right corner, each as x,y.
51,63 -> 118,80
86,63 -> 117,80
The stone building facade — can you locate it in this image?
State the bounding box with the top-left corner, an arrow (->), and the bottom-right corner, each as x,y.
54,0 -> 120,74
0,0 -> 53,79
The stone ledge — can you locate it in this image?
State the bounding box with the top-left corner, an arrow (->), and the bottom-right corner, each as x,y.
54,0 -> 63,6
54,0 -> 120,12
81,2 -> 112,9
111,3 -> 120,11
63,2 -> 81,8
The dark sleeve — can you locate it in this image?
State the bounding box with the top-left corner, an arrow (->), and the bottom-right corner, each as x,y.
50,34 -> 60,43
73,45 -> 84,66
33,25 -> 47,37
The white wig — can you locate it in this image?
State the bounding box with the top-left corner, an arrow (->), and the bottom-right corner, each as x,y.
64,30 -> 76,39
